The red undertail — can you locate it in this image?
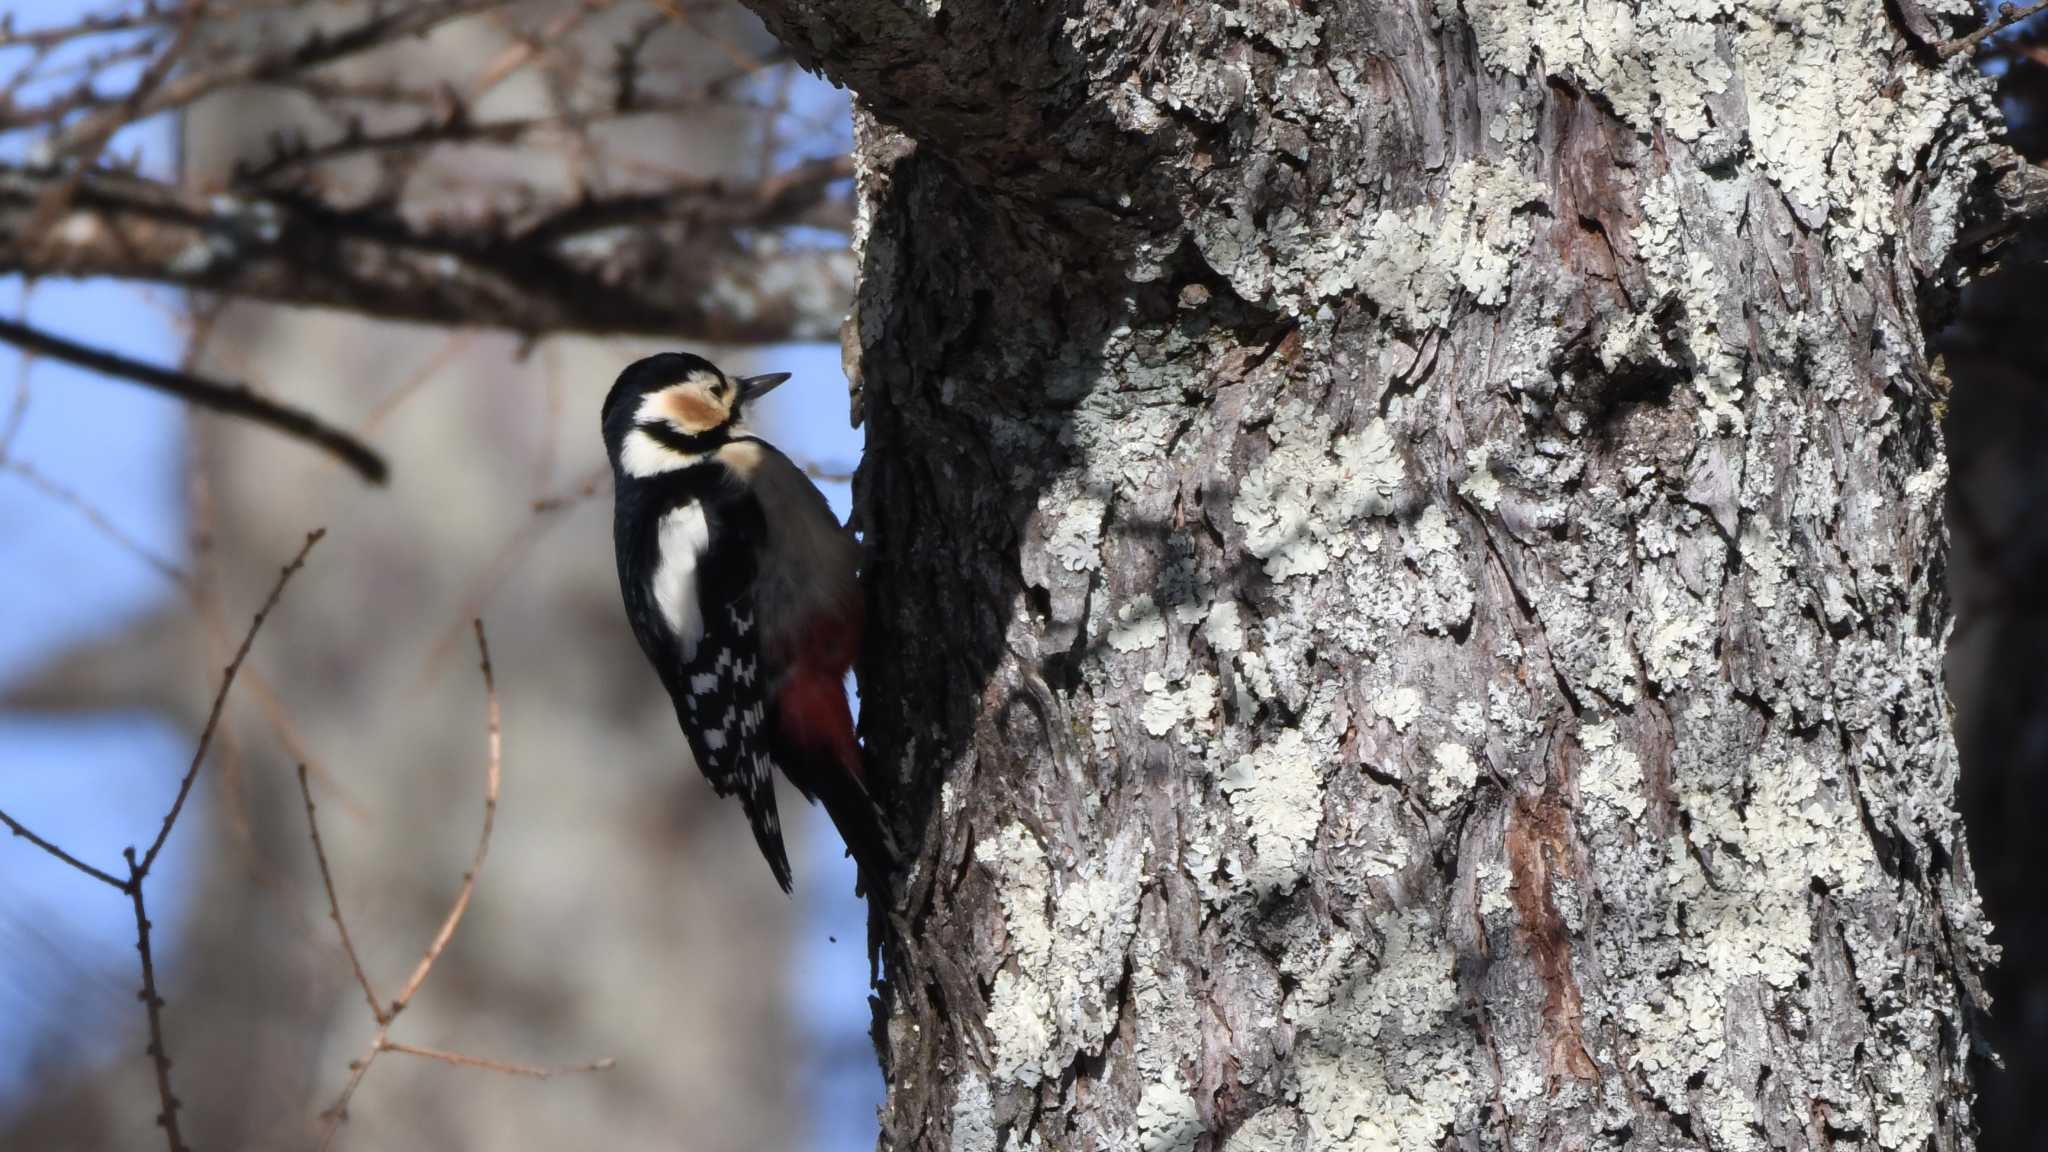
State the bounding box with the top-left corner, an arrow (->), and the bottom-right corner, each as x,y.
775,609 -> 894,899
775,612 -> 862,783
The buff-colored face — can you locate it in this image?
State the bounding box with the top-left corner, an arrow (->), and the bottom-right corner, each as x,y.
636,367 -> 737,437
613,363 -> 791,478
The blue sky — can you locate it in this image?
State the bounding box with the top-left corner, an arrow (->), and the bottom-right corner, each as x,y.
0,49 -> 203,1098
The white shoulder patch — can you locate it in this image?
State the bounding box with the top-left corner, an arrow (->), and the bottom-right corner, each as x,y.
654,502 -> 712,656
622,429 -> 707,478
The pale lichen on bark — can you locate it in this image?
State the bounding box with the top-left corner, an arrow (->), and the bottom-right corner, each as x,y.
747,0 -> 2010,1143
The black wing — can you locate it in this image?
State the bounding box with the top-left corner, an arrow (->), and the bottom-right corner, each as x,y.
617,473 -> 792,891
677,589 -> 792,891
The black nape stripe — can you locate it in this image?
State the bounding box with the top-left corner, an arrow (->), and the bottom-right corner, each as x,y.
645,420 -> 733,455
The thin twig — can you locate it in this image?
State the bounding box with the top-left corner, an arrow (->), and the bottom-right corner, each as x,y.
124,848 -> 188,1152
140,528 -> 324,876
467,0 -> 609,103
0,317 -> 387,483
357,331 -> 476,436
1938,0 -> 2048,58
0,289 -> 35,463
319,619 -> 508,1149
295,764 -> 385,1026
34,0 -> 510,146
392,620 -> 501,1012
530,463 -> 609,514
1,458 -> 192,586
0,808 -> 128,889
378,1040 -> 615,1080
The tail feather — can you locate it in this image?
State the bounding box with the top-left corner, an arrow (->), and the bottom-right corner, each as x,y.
738,761 -> 794,893
776,664 -> 896,896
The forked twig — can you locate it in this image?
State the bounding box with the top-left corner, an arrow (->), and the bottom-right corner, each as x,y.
295,764 -> 383,1026
0,529 -> 325,1152
141,529 -> 325,876
0,810 -> 128,889
125,848 -> 183,1151
314,620 -> 608,1149
390,622 -> 501,1015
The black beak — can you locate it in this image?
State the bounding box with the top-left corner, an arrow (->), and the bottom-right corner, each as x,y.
735,372 -> 791,404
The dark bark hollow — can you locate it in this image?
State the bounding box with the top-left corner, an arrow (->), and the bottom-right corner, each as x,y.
749,0 -> 2009,1145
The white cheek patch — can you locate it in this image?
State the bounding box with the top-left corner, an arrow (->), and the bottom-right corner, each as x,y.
621,429 -> 707,478
653,502 -> 712,656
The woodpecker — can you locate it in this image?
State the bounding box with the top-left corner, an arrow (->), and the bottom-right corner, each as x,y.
602,352 -> 890,894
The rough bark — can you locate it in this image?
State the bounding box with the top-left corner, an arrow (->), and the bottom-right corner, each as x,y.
744,0 -> 2008,1146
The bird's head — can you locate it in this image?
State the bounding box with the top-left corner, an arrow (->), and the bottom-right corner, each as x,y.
602,352 -> 790,477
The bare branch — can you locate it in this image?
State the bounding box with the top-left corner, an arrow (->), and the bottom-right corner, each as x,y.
378,1040 -> 616,1080
295,763 -> 385,1027
0,457 -> 192,584
319,619 -> 536,1149
140,528 -> 323,876
530,464 -> 609,515
390,619 -> 501,1014
359,331 -> 476,436
0,315 -> 387,483
1938,0 -> 2048,58
517,153 -> 852,241
0,808 -> 128,889
1,164 -> 856,342
28,1 -> 513,150
123,848 -> 189,1152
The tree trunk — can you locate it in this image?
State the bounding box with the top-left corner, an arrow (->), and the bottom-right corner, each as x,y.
746,0 -> 2006,1146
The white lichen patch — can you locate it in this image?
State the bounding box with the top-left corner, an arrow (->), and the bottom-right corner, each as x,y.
1233,405 -> 1406,580
1619,744 -> 1888,1147
1401,505 -> 1476,633
1452,698 -> 1486,738
1220,1107 -> 1301,1152
1110,593 -> 1169,652
1291,910 -> 1477,1150
1134,1080 -> 1203,1152
1478,858 -> 1515,920
1631,177 -> 1747,431
1904,457 -> 1947,511
1142,670 -> 1219,737
1455,0 -> 1731,141
1373,685 -> 1423,732
1876,1046 -> 1936,1151
1194,158 -> 1544,322
1577,721 -> 1647,820
1459,445 -> 1505,512
1427,743 -> 1479,809
1202,600 -> 1246,652
980,824 -> 1054,968
950,1070 -> 997,1152
1454,0 -> 1981,263
1331,160 -> 1545,326
987,967 -> 1054,1084
1738,519 -> 1789,611
1220,729 -> 1327,892
976,823 -> 1146,1089
1639,577 -> 1712,689
1041,483 -> 1108,572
